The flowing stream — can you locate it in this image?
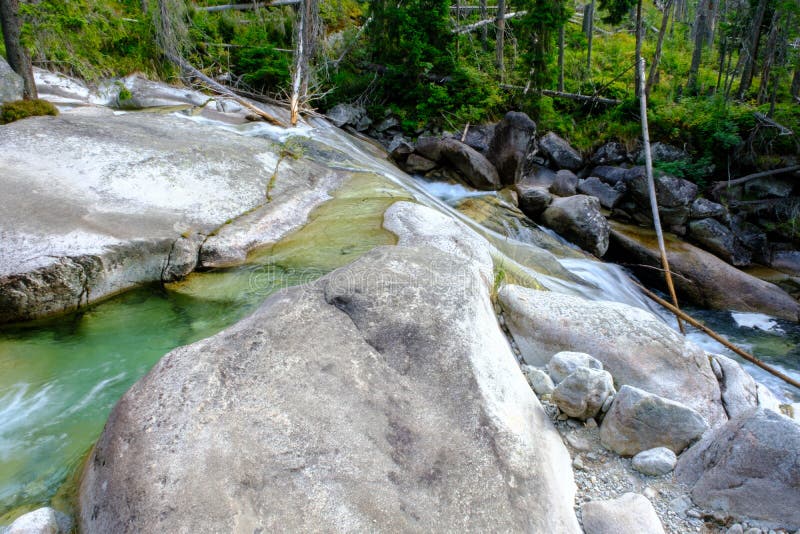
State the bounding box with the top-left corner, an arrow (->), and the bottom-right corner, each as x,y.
1,114 -> 798,523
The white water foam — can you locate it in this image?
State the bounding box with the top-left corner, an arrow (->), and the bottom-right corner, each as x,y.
731,312 -> 784,333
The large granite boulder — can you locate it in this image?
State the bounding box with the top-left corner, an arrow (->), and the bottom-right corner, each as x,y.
607,223 -> 800,321
516,184 -> 553,218
676,408 -> 800,530
4,507 -> 72,534
0,56 -> 23,103
541,195 -> 610,257
625,167 -> 698,228
0,111 -> 347,323
577,177 -> 625,209
114,74 -> 210,109
497,285 -> 727,426
539,132 -> 583,171
487,111 -> 537,184
589,142 -> 628,166
688,217 -> 751,266
550,169 -> 579,197
416,138 -> 500,190
79,244 -> 581,533
709,354 -> 759,420
581,493 -> 666,534
599,385 -> 709,456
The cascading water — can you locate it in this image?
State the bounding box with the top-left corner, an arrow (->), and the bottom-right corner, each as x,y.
1,111 -> 798,525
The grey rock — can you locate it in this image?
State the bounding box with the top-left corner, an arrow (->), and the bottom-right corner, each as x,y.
388,137 -> 414,161
690,198 -> 726,219
771,250 -> 800,276
0,56 -> 24,103
552,367 -> 615,420
548,351 -> 604,384
214,98 -> 243,113
688,218 -> 751,266
590,142 -> 628,165
626,166 -> 698,208
402,153 -> 438,174
730,217 -> 770,264
592,165 -> 629,185
516,184 -> 553,218
541,195 -> 610,257
676,408 -> 800,530
79,245 -> 581,533
416,138 -> 500,190
498,286 -> 726,426
487,111 -> 537,185
600,385 -> 709,456
462,123 -> 495,154
649,142 -> 689,163
727,524 -> 744,534
581,493 -> 666,534
375,116 -> 398,132
756,383 -> 783,413
669,495 -> 694,516
577,177 -> 625,209
539,132 -> 583,171
0,112 -> 341,322
711,354 -> 758,419
326,102 -> 367,128
526,367 -> 556,396
518,163 -> 558,188
631,447 -> 677,476
550,169 -> 579,196
608,224 -> 800,321
6,507 -> 72,534
437,138 -> 501,190
744,176 -> 794,198
115,74 -> 209,109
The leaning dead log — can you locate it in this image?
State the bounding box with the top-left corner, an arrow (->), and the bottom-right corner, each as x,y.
453,10 -> 526,34
711,165 -> 800,194
500,84 -> 621,106
195,0 -> 299,12
754,112 -> 794,135
172,53 -> 288,127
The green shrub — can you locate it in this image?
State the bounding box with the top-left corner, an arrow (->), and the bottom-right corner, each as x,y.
0,99 -> 59,124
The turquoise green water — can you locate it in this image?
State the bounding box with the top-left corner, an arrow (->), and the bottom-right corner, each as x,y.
0,171 -> 407,522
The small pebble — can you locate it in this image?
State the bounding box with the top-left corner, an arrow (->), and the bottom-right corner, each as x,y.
585,417 -> 598,428
572,455 -> 585,470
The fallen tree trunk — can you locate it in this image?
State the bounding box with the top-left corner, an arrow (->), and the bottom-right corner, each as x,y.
754,112 -> 794,135
170,53 -> 288,127
454,10 -> 526,34
196,0 -> 299,12
500,84 -> 621,105
711,165 -> 800,194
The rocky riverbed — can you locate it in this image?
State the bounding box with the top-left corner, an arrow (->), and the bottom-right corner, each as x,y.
1,72 -> 799,533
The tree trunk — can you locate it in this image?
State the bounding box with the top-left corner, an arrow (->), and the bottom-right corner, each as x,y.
756,9 -> 780,105
558,24 -> 565,91
496,0 -> 506,82
586,0 -> 595,71
688,0 -> 708,92
0,0 -> 37,99
290,0 -> 315,125
646,0 -> 673,96
480,0 -> 488,50
634,0 -> 643,96
736,0 -> 767,99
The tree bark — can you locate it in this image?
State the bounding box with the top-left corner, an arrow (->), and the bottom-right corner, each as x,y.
634,0 -> 643,96
736,0 -> 767,99
496,0 -> 506,82
688,0 -> 708,92
586,0 -> 595,71
558,24 -> 565,91
646,0 -> 672,96
756,9 -> 780,105
0,0 -> 37,99
638,56 -> 685,333
480,0 -> 488,50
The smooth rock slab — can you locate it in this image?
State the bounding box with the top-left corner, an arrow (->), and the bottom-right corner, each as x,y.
4,507 -> 72,534
631,447 -> 677,476
79,245 -> 580,533
498,285 -> 726,426
600,385 -> 709,456
0,112 -> 340,322
581,493 -> 666,534
676,408 -> 800,530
